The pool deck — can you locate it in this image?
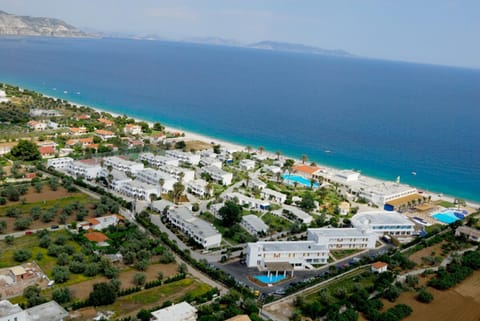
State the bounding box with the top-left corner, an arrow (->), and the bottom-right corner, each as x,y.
404,205 -> 475,226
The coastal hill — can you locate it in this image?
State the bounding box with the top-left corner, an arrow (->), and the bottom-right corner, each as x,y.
0,10 -> 92,38
249,40 -> 353,56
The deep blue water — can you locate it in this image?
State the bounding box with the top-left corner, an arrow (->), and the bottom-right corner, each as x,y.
0,37 -> 479,201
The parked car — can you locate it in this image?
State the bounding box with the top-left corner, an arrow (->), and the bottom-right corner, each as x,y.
51,225 -> 59,229
25,230 -> 33,235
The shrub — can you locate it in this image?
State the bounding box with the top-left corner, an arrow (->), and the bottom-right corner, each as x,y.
13,249 -> 32,262
417,289 -> 434,303
52,287 -> 72,304
52,265 -> 70,283
133,273 -> 146,286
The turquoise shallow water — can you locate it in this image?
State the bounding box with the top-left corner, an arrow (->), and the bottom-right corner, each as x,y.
254,275 -> 286,284
0,37 -> 479,201
282,174 -> 320,188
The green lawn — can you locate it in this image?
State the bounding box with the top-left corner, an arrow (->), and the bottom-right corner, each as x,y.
436,200 -> 456,208
0,193 -> 93,217
261,213 -> 294,232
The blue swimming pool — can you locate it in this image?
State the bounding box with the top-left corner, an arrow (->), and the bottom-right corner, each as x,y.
254,275 -> 286,284
432,210 -> 464,224
282,174 -> 319,188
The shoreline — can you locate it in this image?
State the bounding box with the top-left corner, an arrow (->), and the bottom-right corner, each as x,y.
49,95 -> 479,210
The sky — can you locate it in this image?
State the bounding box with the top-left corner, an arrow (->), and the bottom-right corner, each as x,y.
1,0 -> 479,68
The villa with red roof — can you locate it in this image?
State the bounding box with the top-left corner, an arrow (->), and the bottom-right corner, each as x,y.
292,164 -> 323,179
84,231 -> 109,243
98,118 -> 115,127
27,120 -> 47,131
95,129 -> 116,140
69,127 -> 88,136
38,146 -> 55,158
371,261 -> 388,273
66,137 -> 94,148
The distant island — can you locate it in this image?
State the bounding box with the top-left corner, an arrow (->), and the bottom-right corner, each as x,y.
248,41 -> 353,57
0,10 -> 92,38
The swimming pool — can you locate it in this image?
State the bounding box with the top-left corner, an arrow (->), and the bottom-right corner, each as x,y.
254,275 -> 286,284
431,210 -> 464,224
282,174 -> 319,188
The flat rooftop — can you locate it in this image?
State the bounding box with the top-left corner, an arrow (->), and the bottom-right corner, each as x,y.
26,300 -> 69,321
351,211 -> 414,227
260,241 -> 328,253
0,300 -> 23,317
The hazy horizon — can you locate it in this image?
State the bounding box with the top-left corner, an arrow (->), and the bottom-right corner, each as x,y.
1,0 -> 479,69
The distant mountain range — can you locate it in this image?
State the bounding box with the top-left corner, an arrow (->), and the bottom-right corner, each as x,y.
0,10 -> 352,57
0,10 -> 92,38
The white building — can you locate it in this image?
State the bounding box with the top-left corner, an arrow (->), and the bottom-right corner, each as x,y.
99,169 -> 132,192
151,302 -> 197,321
103,156 -> 144,174
239,159 -> 256,171
0,300 -> 68,321
201,165 -> 232,185
86,215 -> 122,231
0,89 -> 9,103
200,157 -> 222,168
165,150 -> 201,165
136,168 -> 176,192
124,124 -> 142,135
241,214 -> 269,236
166,207 -> 222,248
455,226 -> 480,243
224,192 -> 270,211
371,262 -> 388,273
139,152 -> 179,167
247,177 -> 266,190
276,205 -> 313,224
157,164 -> 195,182
186,179 -> 212,197
27,120 -> 47,131
261,188 -> 287,204
246,241 -> 329,270
119,181 -> 160,200
351,211 -> 415,236
47,157 -> 73,169
66,160 -> 102,179
338,201 -> 351,215
29,108 -> 62,117
307,228 -> 377,250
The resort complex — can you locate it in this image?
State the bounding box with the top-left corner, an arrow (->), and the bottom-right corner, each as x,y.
0,83 -> 479,321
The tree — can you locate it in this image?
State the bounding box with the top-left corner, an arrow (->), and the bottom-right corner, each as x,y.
172,181 -> 185,204
89,282 -> 117,306
5,235 -> 14,245
52,287 -> 72,304
175,140 -> 186,149
0,220 -> 6,233
48,177 -> 60,191
34,181 -> 43,193
23,285 -> 47,307
275,150 -> 281,160
153,122 -> 164,131
13,249 -> 32,262
417,289 -> 434,303
10,140 -> 41,161
178,262 -> 188,274
301,154 -> 308,164
52,265 -> 70,283
133,272 -> 147,286
300,192 -> 316,211
14,216 -> 32,230
219,201 -> 242,227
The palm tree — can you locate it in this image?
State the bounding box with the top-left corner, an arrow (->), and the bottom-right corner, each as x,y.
258,146 -> 265,154
246,146 -> 252,154
275,151 -> 281,160
173,182 -> 185,204
276,172 -> 282,183
178,172 -> 185,184
310,178 -> 318,189
206,182 -> 213,197
159,178 -> 165,195
301,154 -> 308,164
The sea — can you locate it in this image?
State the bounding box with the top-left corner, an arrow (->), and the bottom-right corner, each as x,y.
0,37 -> 479,201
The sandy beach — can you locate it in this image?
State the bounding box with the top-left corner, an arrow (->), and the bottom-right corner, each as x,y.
46,95 -> 480,210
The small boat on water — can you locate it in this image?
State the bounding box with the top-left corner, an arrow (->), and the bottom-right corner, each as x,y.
63,90 -> 68,94
411,171 -> 417,176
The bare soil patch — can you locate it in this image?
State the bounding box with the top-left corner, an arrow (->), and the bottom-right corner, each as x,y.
379,270 -> 480,321
408,242 -> 446,267
184,140 -> 213,151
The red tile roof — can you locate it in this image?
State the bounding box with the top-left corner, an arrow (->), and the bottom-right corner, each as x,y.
84,231 -> 109,242
38,146 -> 55,155
372,261 -> 388,269
292,165 -> 321,175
